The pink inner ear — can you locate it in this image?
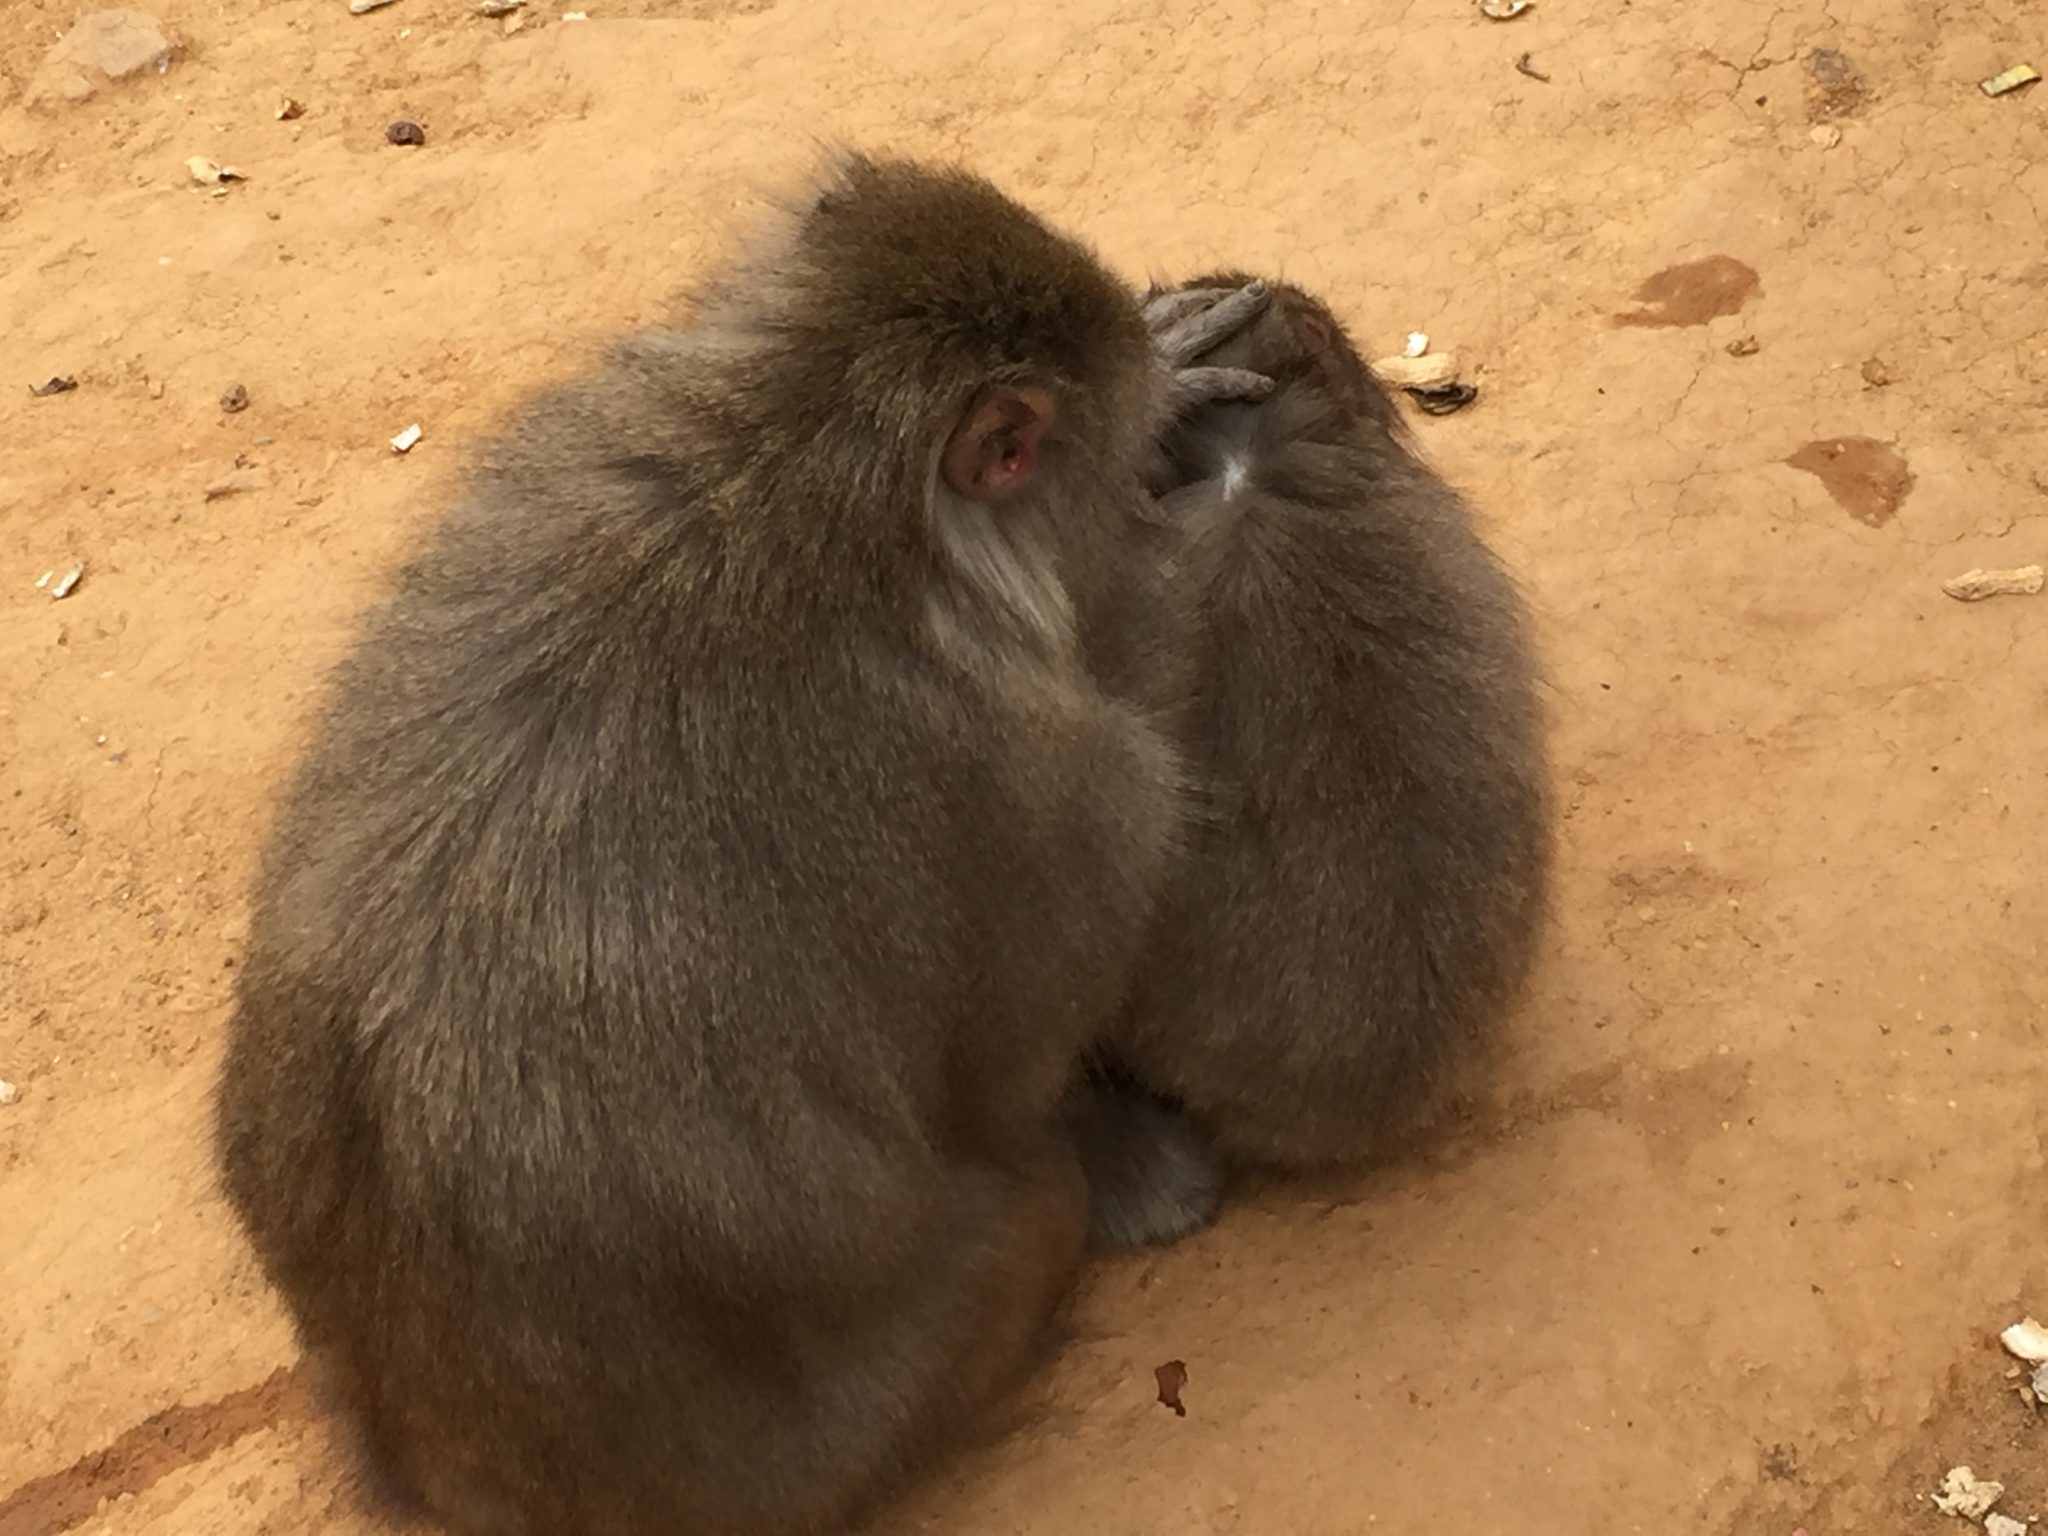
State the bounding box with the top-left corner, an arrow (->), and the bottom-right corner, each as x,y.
941,388 -> 1056,503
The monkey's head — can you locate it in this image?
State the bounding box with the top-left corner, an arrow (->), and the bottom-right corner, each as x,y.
705,151 -> 1169,531
1165,271 -> 1401,434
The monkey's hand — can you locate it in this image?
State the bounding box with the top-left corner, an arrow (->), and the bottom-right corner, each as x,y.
1144,282 -> 1274,412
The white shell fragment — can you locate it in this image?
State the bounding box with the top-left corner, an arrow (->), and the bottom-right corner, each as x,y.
350,0 -> 401,13
1480,0 -> 1530,17
1932,1467 -> 2004,1520
0,1079 -> 17,1105
186,155 -> 246,184
2001,1316 -> 2048,1363
50,563 -> 85,600
1404,331 -> 1430,358
390,423 -> 424,454
479,0 -> 525,11
1374,352 -> 1460,390
1987,1515 -> 2028,1536
1944,566 -> 2045,602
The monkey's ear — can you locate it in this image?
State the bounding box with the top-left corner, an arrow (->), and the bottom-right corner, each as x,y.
940,387 -> 1056,503
1287,305 -> 1335,357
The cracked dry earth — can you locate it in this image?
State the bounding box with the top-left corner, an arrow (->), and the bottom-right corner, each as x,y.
2,1 -> 2045,1534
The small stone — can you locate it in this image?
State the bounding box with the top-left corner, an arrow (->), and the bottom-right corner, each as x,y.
390,423 -> 424,453
1986,1515 -> 2027,1536
1810,123 -> 1843,148
2000,1318 -> 2048,1362
276,95 -> 305,120
478,0 -> 525,11
28,10 -> 182,107
1726,335 -> 1760,357
350,0 -> 401,13
1860,357 -> 1894,387
1932,1467 -> 2003,1521
1154,1360 -> 1189,1416
51,563 -> 85,600
203,466 -> 270,500
219,382 -> 249,414
386,120 -> 427,147
0,1080 -> 17,1105
30,375 -> 79,397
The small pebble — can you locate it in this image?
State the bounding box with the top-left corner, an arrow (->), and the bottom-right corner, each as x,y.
386,119 -> 427,146
0,1080 -> 17,1106
220,382 -> 249,413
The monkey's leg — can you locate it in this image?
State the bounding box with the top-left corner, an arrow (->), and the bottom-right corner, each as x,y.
1062,1068 -> 1224,1250
795,1142 -> 1089,1534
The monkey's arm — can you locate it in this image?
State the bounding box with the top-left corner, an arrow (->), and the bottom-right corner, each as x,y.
1146,283 -> 1273,410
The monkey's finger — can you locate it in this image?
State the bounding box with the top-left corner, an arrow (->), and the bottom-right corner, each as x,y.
1141,287 -> 1236,332
1168,366 -> 1275,412
1155,282 -> 1271,366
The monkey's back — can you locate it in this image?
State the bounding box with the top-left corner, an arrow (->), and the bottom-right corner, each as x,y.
1125,362 -> 1552,1169
213,350 -> 1171,1534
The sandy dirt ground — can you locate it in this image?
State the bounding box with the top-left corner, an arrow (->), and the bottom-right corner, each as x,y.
3,1 -> 2047,1533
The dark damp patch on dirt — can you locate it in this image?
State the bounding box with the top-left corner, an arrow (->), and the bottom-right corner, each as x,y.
1612,255 -> 1760,328
1786,437 -> 1914,527
1806,47 -> 1869,121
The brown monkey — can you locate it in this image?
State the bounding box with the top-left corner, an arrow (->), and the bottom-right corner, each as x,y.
1096,273 -> 1553,1175
213,153 -> 1267,1536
